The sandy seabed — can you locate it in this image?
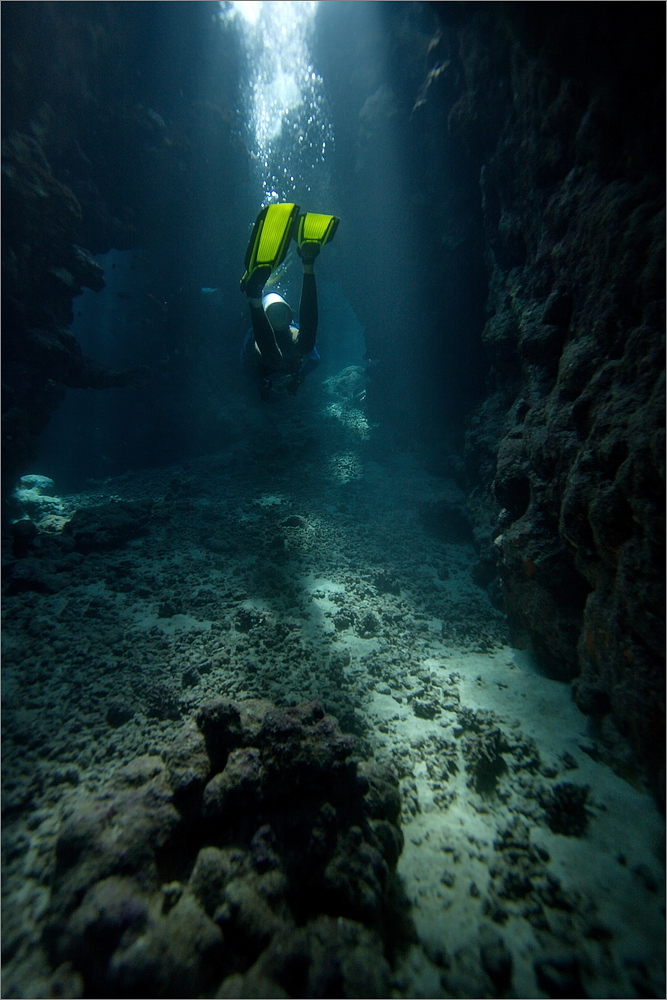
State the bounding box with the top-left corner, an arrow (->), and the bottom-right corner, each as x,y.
2,378 -> 664,998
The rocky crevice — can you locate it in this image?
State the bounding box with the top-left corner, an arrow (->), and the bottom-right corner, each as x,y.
456,9 -> 665,783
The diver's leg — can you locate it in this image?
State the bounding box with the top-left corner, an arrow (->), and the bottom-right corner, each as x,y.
248,296 -> 283,370
297,267 -> 318,354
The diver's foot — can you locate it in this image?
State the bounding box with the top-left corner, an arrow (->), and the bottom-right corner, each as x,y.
241,264 -> 272,297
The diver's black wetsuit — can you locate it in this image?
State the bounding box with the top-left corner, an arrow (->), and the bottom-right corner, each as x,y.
248,270 -> 318,366
243,269 -> 320,396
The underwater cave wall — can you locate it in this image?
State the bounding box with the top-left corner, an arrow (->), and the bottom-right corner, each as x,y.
1,0 -> 251,508
453,5 -> 666,780
321,0 -> 665,783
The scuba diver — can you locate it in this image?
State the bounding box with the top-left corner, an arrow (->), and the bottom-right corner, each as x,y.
240,203 -> 339,399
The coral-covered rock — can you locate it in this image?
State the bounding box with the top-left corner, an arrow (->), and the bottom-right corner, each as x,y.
59,877 -> 149,990
485,818 -> 571,926
164,720 -> 211,797
188,846 -> 250,918
64,501 -> 151,553
195,698 -> 244,772
1,127 -> 151,506
480,927 -> 514,993
216,916 -> 392,1000
107,892 -> 225,998
323,826 -> 389,928
9,517 -> 38,557
4,556 -> 62,595
534,952 -> 584,999
202,747 -> 264,816
250,824 -> 281,874
255,702 -> 357,796
46,756 -> 179,957
357,761 -> 402,823
462,727 -> 509,795
214,876 -> 289,951
539,782 -> 591,837
43,700 -> 406,997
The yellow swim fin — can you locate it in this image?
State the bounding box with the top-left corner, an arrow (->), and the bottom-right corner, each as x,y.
297,212 -> 340,253
240,202 -> 301,293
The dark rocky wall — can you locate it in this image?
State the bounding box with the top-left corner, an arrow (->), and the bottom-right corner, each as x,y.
2,1 -> 251,508
318,1 -> 665,790
454,4 -> 665,784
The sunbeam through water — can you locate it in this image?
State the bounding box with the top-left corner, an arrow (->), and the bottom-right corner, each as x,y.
222,0 -> 332,205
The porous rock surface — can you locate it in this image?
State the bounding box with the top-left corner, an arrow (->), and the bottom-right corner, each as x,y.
41,697 -> 404,999
453,9 -> 665,783
315,3 -> 665,785
1,452 -> 663,999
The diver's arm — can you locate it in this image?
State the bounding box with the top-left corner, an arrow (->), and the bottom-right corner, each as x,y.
248,296 -> 283,369
296,265 -> 318,354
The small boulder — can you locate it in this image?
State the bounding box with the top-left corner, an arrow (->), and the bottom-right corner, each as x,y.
189,846 -> 249,917
214,877 -> 288,949
164,720 -> 211,796
4,557 -> 62,595
203,747 -> 264,817
64,501 -> 150,553
51,756 -> 179,921
196,698 -> 244,771
107,892 -> 224,997
539,782 -> 591,837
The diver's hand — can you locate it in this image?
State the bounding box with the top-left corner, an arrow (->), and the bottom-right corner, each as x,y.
297,241 -> 320,265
